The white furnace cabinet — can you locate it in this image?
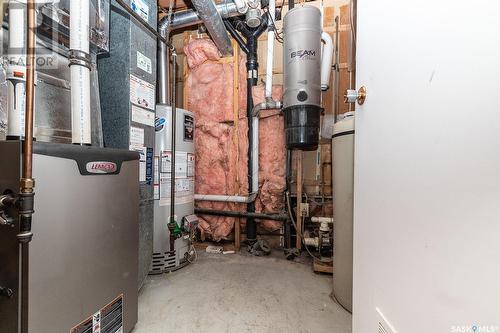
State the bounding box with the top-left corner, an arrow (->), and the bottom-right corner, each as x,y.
353,1 -> 500,332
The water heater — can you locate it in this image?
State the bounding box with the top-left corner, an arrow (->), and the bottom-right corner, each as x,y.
150,105 -> 196,274
283,6 -> 333,150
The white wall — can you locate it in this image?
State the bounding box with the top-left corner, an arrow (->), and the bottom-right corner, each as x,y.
353,1 -> 500,332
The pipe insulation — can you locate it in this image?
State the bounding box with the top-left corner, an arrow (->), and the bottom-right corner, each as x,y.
70,0 -> 91,144
6,0 -> 26,138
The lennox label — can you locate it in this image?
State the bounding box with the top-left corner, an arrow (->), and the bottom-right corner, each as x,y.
86,161 -> 117,174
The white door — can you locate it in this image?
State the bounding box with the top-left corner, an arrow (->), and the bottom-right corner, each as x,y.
353,1 -> 500,333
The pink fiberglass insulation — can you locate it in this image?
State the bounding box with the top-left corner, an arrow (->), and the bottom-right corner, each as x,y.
183,38 -> 221,68
185,39 -> 285,240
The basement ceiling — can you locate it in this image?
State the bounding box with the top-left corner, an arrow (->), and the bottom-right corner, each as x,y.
158,0 -> 191,11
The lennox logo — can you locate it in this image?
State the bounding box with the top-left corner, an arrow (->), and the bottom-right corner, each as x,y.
290,49 -> 317,59
86,161 -> 117,174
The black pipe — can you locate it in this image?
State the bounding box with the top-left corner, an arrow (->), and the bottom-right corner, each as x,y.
195,208 -> 288,221
224,20 -> 249,54
225,16 -> 268,245
289,0 -> 294,9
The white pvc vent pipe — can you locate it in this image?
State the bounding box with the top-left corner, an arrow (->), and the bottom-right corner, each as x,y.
70,0 -> 91,144
265,0 -> 275,99
321,31 -> 334,91
6,0 -> 26,138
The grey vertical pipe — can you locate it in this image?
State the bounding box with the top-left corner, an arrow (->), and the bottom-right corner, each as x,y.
170,52 -> 177,220
190,0 -> 234,56
158,39 -> 170,105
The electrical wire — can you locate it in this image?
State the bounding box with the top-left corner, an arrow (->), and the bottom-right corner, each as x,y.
187,229 -> 198,264
264,8 -> 284,44
167,0 -> 174,26
187,244 -> 198,263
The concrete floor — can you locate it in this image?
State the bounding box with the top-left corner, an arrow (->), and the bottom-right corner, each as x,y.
133,251 -> 351,333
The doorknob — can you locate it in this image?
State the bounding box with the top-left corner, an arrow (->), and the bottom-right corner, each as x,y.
344,86 -> 367,105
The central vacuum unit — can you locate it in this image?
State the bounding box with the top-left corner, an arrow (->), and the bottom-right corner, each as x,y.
282,5 -> 333,150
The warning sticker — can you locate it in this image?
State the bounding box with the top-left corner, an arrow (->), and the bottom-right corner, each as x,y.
159,178 -> 194,206
160,151 -> 189,178
187,153 -> 195,178
70,294 -> 123,333
130,75 -> 155,110
161,151 -> 171,173
175,152 -> 188,178
136,51 -> 152,74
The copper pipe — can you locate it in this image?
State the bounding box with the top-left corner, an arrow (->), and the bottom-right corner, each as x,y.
22,0 -> 36,183
18,3 -> 36,333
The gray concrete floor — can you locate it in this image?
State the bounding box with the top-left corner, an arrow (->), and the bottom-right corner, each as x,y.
133,251 -> 351,333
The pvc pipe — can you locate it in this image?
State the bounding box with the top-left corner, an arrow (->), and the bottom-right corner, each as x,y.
311,216 -> 334,223
321,31 -> 334,91
233,0 -> 248,13
70,0 -> 91,144
265,0 -> 275,98
6,0 -> 26,138
194,193 -> 256,203
8,1 -> 25,62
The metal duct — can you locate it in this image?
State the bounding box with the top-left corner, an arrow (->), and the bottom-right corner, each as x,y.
157,40 -> 170,105
157,1 -> 241,103
159,1 -> 240,34
159,0 -> 235,56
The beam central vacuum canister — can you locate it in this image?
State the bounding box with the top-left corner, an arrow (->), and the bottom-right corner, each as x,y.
150,105 -> 196,273
283,6 -> 333,150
